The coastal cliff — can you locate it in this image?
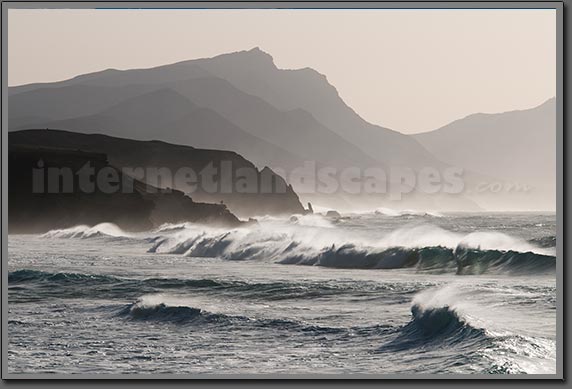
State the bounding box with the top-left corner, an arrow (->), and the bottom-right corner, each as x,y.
9,144 -> 242,233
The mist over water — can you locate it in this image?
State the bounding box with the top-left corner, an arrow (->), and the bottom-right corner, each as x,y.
8,211 -> 556,374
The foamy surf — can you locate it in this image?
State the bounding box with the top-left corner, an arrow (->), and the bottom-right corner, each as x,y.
11,212 -> 555,374
143,220 -> 555,274
42,222 -> 132,239
379,284 -> 556,374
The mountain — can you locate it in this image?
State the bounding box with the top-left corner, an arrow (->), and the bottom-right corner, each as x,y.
169,77 -> 377,169
8,83 -> 156,122
9,144 -> 243,233
414,98 -> 556,210
191,48 -> 442,168
11,48 -> 547,211
20,87 -> 302,170
10,78 -> 375,170
8,48 -> 441,170
10,130 -> 306,218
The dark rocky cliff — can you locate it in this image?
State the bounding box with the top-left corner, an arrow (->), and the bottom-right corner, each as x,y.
10,129 -> 306,218
9,144 -> 242,233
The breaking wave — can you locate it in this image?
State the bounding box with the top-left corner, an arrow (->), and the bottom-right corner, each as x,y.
40,220 -> 556,275
42,223 -> 132,240
117,296 -> 204,324
8,268 -> 556,374
149,224 -> 555,275
115,295 -> 350,335
380,304 -> 487,354
378,286 -> 556,374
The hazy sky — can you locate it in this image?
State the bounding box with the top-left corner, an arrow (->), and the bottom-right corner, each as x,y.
8,8 -> 556,133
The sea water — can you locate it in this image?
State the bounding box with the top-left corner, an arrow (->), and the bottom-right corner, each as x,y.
7,212 -> 557,374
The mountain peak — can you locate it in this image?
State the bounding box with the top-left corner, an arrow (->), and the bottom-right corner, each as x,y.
201,47 -> 276,70
242,46 -> 275,62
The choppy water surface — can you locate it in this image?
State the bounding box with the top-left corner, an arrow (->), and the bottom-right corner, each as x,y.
8,212 -> 557,375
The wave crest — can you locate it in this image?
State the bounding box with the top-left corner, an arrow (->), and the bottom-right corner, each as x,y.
149,224 -> 554,274
118,296 -> 203,323
42,223 -> 131,239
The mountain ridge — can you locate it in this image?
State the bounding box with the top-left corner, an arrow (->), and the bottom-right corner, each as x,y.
8,48 -> 555,211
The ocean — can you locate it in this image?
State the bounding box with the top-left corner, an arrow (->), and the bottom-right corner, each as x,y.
7,211 -> 557,375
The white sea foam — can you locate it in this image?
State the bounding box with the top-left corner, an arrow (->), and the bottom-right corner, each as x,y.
42,223 -> 132,239
148,219 -> 553,267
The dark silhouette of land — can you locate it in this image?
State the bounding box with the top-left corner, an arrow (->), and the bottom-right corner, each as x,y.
9,144 -> 243,233
10,129 -> 306,218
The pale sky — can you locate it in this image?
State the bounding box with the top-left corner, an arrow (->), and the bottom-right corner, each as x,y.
8,8 -> 556,133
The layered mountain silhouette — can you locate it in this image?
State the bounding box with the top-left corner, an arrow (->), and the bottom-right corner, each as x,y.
9,48 -> 556,211
19,88 -> 302,170
8,48 -> 435,170
190,48 -> 442,168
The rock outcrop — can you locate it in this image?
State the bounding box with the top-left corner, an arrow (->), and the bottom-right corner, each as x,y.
10,129 -> 306,218
9,144 -> 242,233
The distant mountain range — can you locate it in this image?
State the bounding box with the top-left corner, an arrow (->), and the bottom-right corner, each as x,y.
8,48 -> 437,170
414,98 -> 555,184
414,98 -> 556,211
9,48 -> 556,211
